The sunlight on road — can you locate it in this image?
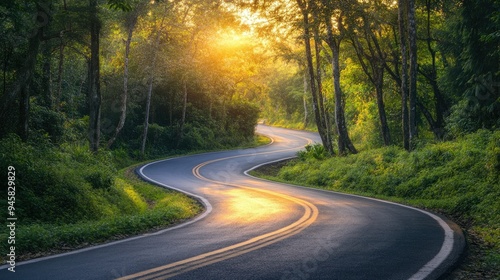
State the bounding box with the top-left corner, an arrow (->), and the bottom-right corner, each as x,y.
205,187 -> 289,224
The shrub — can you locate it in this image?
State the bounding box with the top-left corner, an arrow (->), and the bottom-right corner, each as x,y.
298,144 -> 329,161
85,167 -> 114,190
226,101 -> 260,139
29,104 -> 65,143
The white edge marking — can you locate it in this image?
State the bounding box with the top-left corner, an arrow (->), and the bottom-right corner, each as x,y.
0,128 -> 275,271
0,158 -> 213,271
244,157 -> 455,280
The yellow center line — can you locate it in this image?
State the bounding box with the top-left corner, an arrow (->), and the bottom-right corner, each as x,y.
118,135 -> 318,280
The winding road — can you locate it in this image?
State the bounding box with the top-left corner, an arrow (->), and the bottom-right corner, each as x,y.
0,125 -> 464,280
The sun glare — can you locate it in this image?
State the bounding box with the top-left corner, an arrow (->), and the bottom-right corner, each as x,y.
217,29 -> 249,47
237,8 -> 267,28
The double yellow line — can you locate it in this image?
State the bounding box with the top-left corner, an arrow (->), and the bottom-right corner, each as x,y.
118,141 -> 318,280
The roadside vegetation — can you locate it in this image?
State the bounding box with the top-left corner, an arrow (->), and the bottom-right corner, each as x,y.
252,130 -> 500,278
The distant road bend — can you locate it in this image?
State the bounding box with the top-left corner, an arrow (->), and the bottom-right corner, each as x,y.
1,125 -> 464,280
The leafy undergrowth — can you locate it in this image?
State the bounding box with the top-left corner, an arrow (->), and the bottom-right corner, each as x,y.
252,129 -> 500,278
1,166 -> 201,262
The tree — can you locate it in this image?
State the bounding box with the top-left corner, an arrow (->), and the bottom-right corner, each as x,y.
347,1 -> 392,146
88,0 -> 101,152
107,1 -> 147,148
321,0 -> 357,155
0,1 -> 53,141
140,2 -> 169,157
397,0 -> 411,150
417,0 -> 448,139
407,0 -> 417,146
440,0 -> 500,135
295,0 -> 333,154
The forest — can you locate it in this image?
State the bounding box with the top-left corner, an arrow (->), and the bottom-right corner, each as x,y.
0,0 -> 498,155
0,0 -> 499,277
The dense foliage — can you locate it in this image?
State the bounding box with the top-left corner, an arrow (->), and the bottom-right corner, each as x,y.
254,0 -> 499,152
0,0 -> 262,155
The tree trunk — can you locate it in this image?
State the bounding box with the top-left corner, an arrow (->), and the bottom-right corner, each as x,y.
18,85 -> 30,141
297,1 -> 332,154
55,40 -> 65,110
108,19 -> 136,148
303,72 -> 308,128
421,0 -> 447,139
374,65 -> 392,146
177,76 -> 188,147
42,42 -> 53,108
398,0 -> 410,151
141,20 -> 163,157
0,4 -> 44,139
88,0 -> 101,153
408,0 -> 418,147
350,28 -> 392,146
141,74 -> 153,157
325,16 -> 357,155
312,21 -> 334,154
330,39 -> 357,155
416,99 -> 440,138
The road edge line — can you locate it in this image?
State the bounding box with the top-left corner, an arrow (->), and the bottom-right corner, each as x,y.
0,159 -> 213,271
244,158 -> 466,280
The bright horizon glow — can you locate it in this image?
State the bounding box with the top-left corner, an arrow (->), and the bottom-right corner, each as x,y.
213,6 -> 270,51
237,8 -> 268,29
217,28 -> 252,47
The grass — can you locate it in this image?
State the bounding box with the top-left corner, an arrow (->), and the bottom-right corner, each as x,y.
1,168 -> 202,262
260,119 -> 318,132
250,129 -> 500,279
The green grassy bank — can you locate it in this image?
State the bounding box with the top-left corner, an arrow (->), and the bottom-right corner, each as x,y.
251,130 -> 499,278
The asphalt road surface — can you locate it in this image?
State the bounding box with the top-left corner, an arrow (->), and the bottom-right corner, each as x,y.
0,125 -> 464,279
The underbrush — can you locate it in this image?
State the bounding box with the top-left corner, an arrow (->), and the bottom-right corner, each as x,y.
9,173 -> 200,260
258,129 -> 500,276
0,141 -> 201,260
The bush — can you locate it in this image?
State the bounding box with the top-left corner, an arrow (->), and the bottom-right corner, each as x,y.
298,144 -> 329,161
85,167 -> 114,190
226,101 -> 260,139
0,135 -> 118,224
29,104 -> 65,143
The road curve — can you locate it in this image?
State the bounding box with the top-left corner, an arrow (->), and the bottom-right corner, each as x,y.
0,125 -> 464,280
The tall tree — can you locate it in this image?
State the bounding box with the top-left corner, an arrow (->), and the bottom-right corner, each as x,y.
140,2 -> 169,157
348,3 -> 392,146
88,0 -> 101,152
296,0 -> 334,154
322,0 -> 357,155
311,3 -> 334,154
398,0 -> 410,150
0,1 -> 52,141
108,2 -> 146,148
440,0 -> 500,134
417,0 -> 448,139
407,0 -> 417,145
